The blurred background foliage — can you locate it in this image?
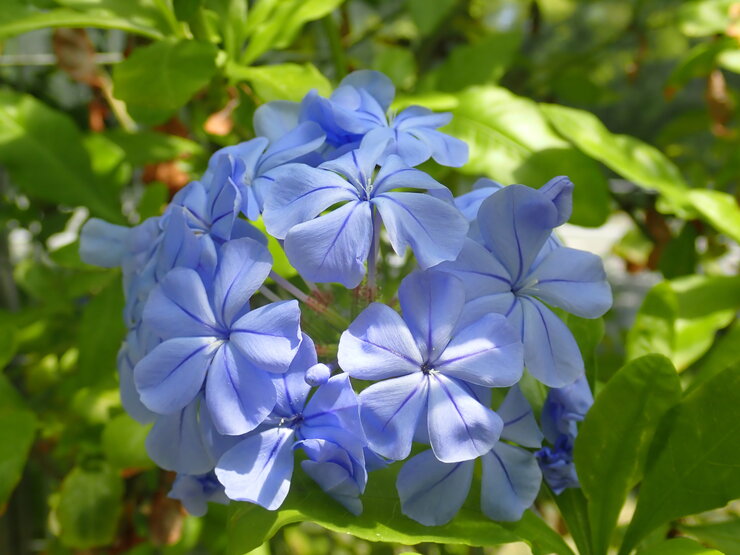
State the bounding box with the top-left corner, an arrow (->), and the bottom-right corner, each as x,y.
0,0 -> 739,554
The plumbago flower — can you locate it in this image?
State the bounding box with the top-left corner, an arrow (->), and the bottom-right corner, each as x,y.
262,136 -> 469,287
397,387 -> 543,525
216,335 -> 368,514
134,237 -> 302,435
338,270 -> 523,463
436,178 -> 612,387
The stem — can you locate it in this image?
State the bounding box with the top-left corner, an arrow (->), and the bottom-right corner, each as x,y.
270,271 -> 309,303
98,73 -> 137,132
269,271 -> 350,330
259,285 -> 282,303
153,0 -> 186,38
367,207 -> 381,293
322,13 -> 347,79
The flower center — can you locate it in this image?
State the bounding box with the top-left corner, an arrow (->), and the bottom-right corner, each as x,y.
420,361 -> 436,375
279,413 -> 304,428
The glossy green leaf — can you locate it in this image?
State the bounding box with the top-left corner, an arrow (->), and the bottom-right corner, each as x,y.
446,87 -> 610,227
687,320 -> 740,394
254,218 -> 296,278
227,63 -> 332,102
638,537 -> 723,555
56,464 -> 124,548
679,518 -> 740,555
228,465 -> 574,555
112,39 -> 219,124
626,282 -> 677,361
687,189 -> 740,244
0,375 -> 37,509
102,414 -> 153,471
101,129 -> 203,167
575,355 -> 682,555
621,367 -> 740,554
677,0 -> 735,37
0,89 -> 122,222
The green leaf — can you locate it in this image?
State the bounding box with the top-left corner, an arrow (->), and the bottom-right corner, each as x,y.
0,89 -> 122,222
102,414 -> 153,471
56,464 -> 124,548
0,323 -> 18,370
666,41 -> 730,92
687,320 -> 740,394
562,314 -> 605,386
637,537 -> 723,555
718,49 -> 740,73
407,0 -> 457,35
687,189 -> 740,244
101,129 -> 203,167
254,218 -> 296,279
626,282 -> 677,361
228,465 -> 574,555
0,375 -> 37,509
575,355 -> 682,555
445,87 -> 610,227
112,39 -> 219,124
227,62 -> 332,102
621,367 -> 740,554
0,0 -> 170,39
679,518 -> 740,555
677,0 -> 735,37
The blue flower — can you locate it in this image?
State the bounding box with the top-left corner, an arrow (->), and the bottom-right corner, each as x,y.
436,177 -> 612,387
168,472 -> 229,517
396,386 -> 543,525
263,136 -> 469,287
215,335 -> 368,514
133,237 -> 302,435
337,270 -> 523,462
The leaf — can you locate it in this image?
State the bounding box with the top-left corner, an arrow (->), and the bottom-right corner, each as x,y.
677,0 -> 735,37
687,320 -> 740,394
0,375 -> 37,510
254,218 -> 297,279
56,464 -> 124,548
679,518 -> 740,555
575,355 -> 682,555
626,282 -> 677,361
407,0 -> 457,35
637,538 -> 723,555
0,0 -> 169,39
112,39 -> 219,124
101,129 -> 203,167
227,464 -> 574,555
620,367 -> 740,554
102,414 -> 153,471
687,189 -> 740,245
227,62 -> 332,102
562,314 -> 605,386
0,323 -> 18,370
445,87 -> 610,227
0,89 -> 122,222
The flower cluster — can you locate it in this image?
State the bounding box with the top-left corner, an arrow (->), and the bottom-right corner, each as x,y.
80,70 -> 611,524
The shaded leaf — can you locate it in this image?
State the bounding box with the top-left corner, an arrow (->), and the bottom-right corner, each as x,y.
0,375 -> 37,510
638,537 -> 722,555
679,518 -> 740,555
227,62 -> 332,102
102,414 -> 153,471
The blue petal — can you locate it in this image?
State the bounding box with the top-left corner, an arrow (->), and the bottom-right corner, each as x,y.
155,209 -> 203,280
397,450 -> 473,526
117,340 -> 156,424
477,185 -> 560,284
359,373 -> 428,460
230,300 -> 302,374
258,121 -> 326,172
454,181 -> 502,221
372,155 -> 452,199
398,270 -> 466,360
146,401 -> 214,474
301,459 -> 363,515
390,128 -> 433,167
320,133 -> 389,189
213,237 -> 272,327
142,268 -> 220,339
205,344 -> 276,435
203,155 -> 241,241
434,239 -> 513,299
253,100 -> 301,141
262,164 -> 358,239
284,200 -> 372,287
393,106 -> 452,130
434,314 -> 523,388
338,302 -> 422,380
339,70 -> 395,112
405,127 -> 469,168
523,247 -> 612,319
539,176 -> 574,226
497,386 -> 543,448
541,375 -> 593,442
536,435 -> 579,494
215,427 -> 296,510
168,473 -> 229,517
373,192 -> 468,268
134,337 -> 214,414
303,374 -> 363,437
272,333 -> 316,416
427,374 -> 503,463
79,218 -> 129,268
520,297 -> 583,387
481,442 -> 542,521
305,363 -> 332,386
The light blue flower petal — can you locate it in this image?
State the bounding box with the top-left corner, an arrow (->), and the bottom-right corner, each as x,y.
305,363 -> 331,386
168,473 -> 228,517
215,427 -> 296,510
373,192 -> 468,268
146,401 -> 214,474
393,106 -> 452,130
339,70 -> 395,112
79,218 -> 129,268
134,336 -> 214,414
372,155 -> 451,199
205,344 -> 276,435
539,176 -> 574,226
427,374 -> 503,463
272,333 -> 316,416
198,400 -> 240,461
230,300 -> 302,374
117,341 -> 156,424
338,302 -> 422,380
397,450 -> 473,526
359,373 -> 428,460
541,375 -> 593,442
481,442 -> 542,521
523,247 -> 612,319
303,374 -> 363,438
520,297 -> 583,388
258,121 -> 325,172
284,200 -> 372,287
155,209 -> 203,280
406,127 -> 469,168
213,238 -> 272,327
320,132 -> 389,188
254,100 -> 300,141
477,185 -> 559,284
263,164 -> 358,239
453,293 -> 520,337
301,459 -> 363,515
434,239 -> 513,299
497,385 -> 543,448
142,268 -> 220,339
398,270 -> 465,360
435,313 -> 523,388
454,181 -> 502,221
392,129 -> 433,167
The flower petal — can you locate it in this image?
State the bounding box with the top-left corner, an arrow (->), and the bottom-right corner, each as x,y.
272,333 -> 316,416
427,374 -> 502,463
146,401 -> 214,474
339,70 -> 395,112
253,100 -> 300,141
481,442 -> 542,521
303,374 -> 363,437
284,200 -> 372,287
539,175 -> 574,226
520,297 -> 583,387
230,300 -> 302,374
338,302 -> 422,380
372,155 -> 451,199
215,427 -> 295,510
134,337 -> 214,414
258,121 -> 325,172
373,192 -> 468,268
359,373 -> 428,460
434,238 -> 512,299
397,450 -> 473,526
407,127 -> 469,167
79,218 -> 129,268
497,386 -> 543,448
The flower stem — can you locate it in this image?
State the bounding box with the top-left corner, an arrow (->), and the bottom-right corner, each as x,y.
367,207 -> 381,297
269,271 -> 349,330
